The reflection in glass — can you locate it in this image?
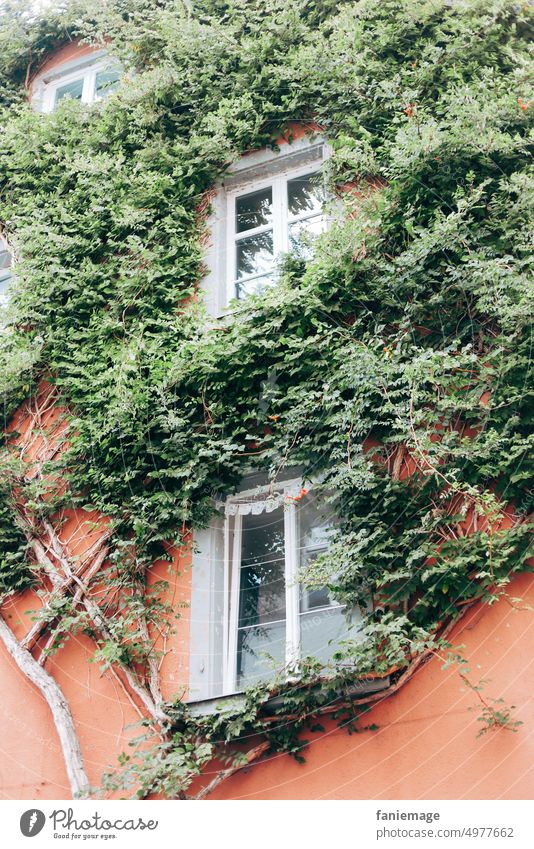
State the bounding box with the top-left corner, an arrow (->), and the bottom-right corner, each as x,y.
298,494 -> 347,665
287,173 -> 324,217
300,606 -> 347,664
237,621 -> 286,688
238,509 -> 286,627
0,244 -> 12,303
298,494 -> 333,553
0,247 -> 11,272
95,69 -> 121,99
236,188 -> 273,233
235,274 -> 273,299
236,508 -> 286,687
288,215 -> 324,255
236,231 -> 274,279
55,78 -> 84,104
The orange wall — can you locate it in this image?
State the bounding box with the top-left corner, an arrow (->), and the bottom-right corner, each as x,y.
0,379 -> 192,800
209,572 -> 534,800
1,571 -> 532,799
0,546 -> 192,801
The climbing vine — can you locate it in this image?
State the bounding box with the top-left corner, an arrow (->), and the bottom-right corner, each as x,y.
0,0 -> 532,798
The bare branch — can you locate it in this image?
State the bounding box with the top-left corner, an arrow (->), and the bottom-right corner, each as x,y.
0,614 -> 91,798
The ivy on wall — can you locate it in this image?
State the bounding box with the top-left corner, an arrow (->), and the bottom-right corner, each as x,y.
0,0 -> 532,797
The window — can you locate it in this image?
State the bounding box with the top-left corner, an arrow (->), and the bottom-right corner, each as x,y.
0,237 -> 13,306
189,476 -> 355,700
40,59 -> 121,113
200,134 -> 332,316
229,169 -> 326,300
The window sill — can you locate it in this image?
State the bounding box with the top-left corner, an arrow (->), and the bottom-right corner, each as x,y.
185,675 -> 390,718
185,691 -> 247,717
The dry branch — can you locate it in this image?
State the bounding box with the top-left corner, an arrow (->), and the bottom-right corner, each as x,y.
16,507 -> 170,727
0,613 -> 90,798
193,741 -> 271,800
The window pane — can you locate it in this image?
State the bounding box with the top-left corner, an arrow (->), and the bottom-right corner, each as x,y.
237,620 -> 286,688
300,606 -> 347,664
298,494 -> 334,554
235,274 -> 273,299
0,247 -> 12,303
55,78 -> 84,104
236,507 -> 286,688
300,548 -> 338,613
0,269 -> 12,302
95,69 -> 121,99
298,493 -> 347,664
287,172 -> 324,218
0,249 -> 11,271
288,215 -> 324,255
238,508 -> 286,628
236,188 -> 272,233
303,583 -> 331,611
236,231 -> 274,279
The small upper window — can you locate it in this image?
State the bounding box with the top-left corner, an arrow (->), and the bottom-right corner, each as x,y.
229,169 -> 326,300
39,60 -> 121,113
55,77 -> 84,104
200,133 -> 332,316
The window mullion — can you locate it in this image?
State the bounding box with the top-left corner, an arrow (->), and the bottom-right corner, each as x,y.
273,177 -> 285,258
222,514 -> 231,674
284,499 -> 300,668
224,513 -> 242,694
226,193 -> 237,303
234,222 -> 272,240
81,72 -> 93,103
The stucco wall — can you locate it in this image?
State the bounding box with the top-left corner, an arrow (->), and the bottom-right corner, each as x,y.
210,572 -> 534,800
0,379 -> 192,800
1,571 -> 532,799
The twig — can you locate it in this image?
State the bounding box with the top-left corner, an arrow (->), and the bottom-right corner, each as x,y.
193,741 -> 271,800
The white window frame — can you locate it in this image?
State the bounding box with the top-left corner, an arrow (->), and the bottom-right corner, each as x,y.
40,59 -> 121,113
219,478 -> 346,696
200,134 -> 332,317
225,163 -> 327,303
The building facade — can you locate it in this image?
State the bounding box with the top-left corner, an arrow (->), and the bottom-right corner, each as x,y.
0,38 -> 532,802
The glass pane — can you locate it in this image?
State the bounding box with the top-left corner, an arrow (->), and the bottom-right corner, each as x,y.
235,274 -> 273,299
287,172 -> 324,218
95,69 -> 121,99
0,248 -> 12,302
298,493 -> 346,659
288,215 -> 324,255
300,606 -> 347,664
55,78 -> 84,104
303,583 -> 332,611
0,269 -> 12,301
300,547 -> 338,613
236,231 -> 274,279
237,620 -> 285,688
298,494 -> 334,555
236,188 -> 272,233
238,508 -> 286,628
